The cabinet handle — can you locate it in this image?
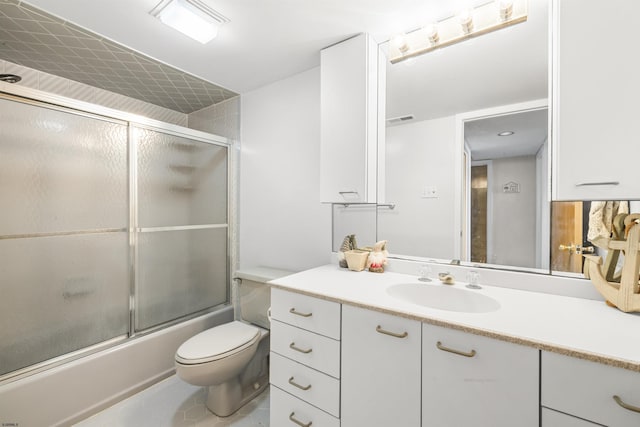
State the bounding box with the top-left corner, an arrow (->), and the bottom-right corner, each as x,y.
289,342 -> 313,354
613,395 -> 640,414
289,412 -> 312,427
376,325 -> 408,338
289,308 -> 312,317
338,191 -> 359,195
575,181 -> 620,187
288,376 -> 312,391
436,341 -> 477,358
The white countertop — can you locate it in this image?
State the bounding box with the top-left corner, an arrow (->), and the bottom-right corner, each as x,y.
269,264 -> 640,372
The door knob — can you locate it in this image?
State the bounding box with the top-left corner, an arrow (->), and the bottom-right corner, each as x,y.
558,243 -> 595,255
558,243 -> 577,253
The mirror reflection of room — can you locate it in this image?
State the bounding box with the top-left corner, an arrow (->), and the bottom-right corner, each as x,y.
550,200 -> 640,277
465,108 -> 549,271
377,0 -> 549,271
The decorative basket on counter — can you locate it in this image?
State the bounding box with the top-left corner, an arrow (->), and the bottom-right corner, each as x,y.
345,249 -> 370,272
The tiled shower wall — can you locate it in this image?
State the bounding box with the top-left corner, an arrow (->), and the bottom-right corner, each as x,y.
1,58 -> 240,141
188,96 -> 240,141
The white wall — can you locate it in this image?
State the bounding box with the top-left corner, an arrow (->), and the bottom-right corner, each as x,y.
239,67 -> 331,272
377,116 -> 458,259
491,155 -> 537,267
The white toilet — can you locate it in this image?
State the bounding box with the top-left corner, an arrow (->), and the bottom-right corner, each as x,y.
175,267 -> 292,417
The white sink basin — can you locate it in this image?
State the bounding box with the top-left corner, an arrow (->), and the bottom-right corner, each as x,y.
386,283 -> 500,313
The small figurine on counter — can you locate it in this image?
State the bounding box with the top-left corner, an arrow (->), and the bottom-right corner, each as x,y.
367,240 -> 389,273
338,234 -> 358,268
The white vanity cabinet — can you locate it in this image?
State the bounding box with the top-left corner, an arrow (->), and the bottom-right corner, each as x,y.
269,288 -> 341,426
541,351 -> 640,427
341,304 -> 422,427
320,33 -> 383,203
552,0 -> 640,200
422,323 -> 539,426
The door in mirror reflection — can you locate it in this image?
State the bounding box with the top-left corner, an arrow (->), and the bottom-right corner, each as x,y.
551,202 -> 584,274
464,107 -> 549,271
550,201 -> 634,277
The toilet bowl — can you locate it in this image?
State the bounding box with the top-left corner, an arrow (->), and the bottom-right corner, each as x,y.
175,267 -> 293,417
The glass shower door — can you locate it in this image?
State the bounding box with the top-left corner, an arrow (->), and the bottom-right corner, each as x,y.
0,97 -> 130,376
134,126 -> 228,331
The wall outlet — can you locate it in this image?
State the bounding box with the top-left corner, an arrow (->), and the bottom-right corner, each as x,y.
421,186 -> 438,198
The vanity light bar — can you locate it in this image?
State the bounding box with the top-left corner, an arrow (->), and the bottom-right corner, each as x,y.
389,0 -> 528,64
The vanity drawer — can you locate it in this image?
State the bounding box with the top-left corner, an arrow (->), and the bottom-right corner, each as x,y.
270,352 -> 340,417
270,385 -> 340,427
271,319 -> 341,378
271,288 -> 341,339
542,351 -> 640,426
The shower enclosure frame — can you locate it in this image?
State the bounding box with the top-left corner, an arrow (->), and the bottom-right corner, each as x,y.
0,83 -> 235,385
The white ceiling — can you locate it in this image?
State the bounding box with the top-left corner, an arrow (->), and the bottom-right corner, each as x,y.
465,108 -> 548,160
21,0 -> 545,95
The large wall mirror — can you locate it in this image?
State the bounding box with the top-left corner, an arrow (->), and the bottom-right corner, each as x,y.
379,0 -> 551,272
335,0 -> 568,274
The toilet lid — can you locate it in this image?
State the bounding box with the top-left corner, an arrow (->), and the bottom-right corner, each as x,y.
176,321 -> 261,365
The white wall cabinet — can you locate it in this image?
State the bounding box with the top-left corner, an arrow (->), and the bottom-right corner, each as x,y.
422,323 -> 539,426
552,0 -> 640,200
542,351 -> 640,426
341,304 -> 421,427
320,33 -> 384,203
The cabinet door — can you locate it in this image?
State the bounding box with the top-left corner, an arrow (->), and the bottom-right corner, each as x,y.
422,324 -> 539,427
542,351 -> 640,427
341,305 -> 421,427
542,408 -> 604,427
320,33 -> 379,203
552,0 -> 640,200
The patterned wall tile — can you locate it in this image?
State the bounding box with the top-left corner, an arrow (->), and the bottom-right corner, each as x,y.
4,59 -> 188,126
0,1 -> 237,114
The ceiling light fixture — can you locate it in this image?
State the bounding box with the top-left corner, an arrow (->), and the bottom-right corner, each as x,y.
150,0 -> 230,44
498,131 -> 515,136
389,0 -> 528,64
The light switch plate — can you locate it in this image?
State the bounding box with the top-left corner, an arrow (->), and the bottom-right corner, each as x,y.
422,186 -> 438,198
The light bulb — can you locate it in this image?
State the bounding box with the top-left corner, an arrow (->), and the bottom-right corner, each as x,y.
459,9 -> 474,34
392,34 -> 410,54
423,24 -> 439,45
498,0 -> 513,21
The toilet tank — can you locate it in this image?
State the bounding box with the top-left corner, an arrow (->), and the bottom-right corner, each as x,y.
235,267 -> 295,329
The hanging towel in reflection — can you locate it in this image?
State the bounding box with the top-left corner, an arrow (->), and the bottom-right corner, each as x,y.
587,201 -> 629,248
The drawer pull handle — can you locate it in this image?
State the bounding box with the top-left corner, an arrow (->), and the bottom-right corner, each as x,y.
289,412 -> 312,427
289,308 -> 312,317
575,181 -> 620,187
436,341 -> 477,358
613,395 -> 640,414
376,325 -> 408,338
288,376 -> 312,391
290,342 -> 313,354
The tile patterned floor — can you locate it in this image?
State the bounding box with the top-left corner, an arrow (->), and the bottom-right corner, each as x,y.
74,375 -> 269,427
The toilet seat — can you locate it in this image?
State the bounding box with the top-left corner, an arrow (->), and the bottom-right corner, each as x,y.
176,321 -> 261,365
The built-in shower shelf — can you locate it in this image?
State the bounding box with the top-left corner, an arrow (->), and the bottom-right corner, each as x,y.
169,164 -> 196,174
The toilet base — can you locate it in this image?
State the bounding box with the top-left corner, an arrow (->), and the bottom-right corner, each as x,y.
205,371 -> 269,417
